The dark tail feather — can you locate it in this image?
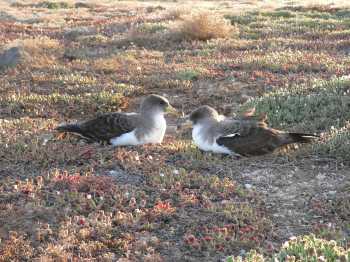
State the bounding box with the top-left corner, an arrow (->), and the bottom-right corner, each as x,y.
56,124 -> 83,134
56,124 -> 98,143
56,124 -> 96,141
288,132 -> 319,143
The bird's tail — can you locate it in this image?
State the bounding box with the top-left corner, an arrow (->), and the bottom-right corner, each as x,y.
287,132 -> 319,144
56,124 -> 82,134
56,123 -> 96,142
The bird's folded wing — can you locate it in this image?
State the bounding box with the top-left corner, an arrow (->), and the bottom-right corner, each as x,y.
218,120 -> 247,138
216,120 -> 277,156
216,120 -> 280,156
79,112 -> 139,141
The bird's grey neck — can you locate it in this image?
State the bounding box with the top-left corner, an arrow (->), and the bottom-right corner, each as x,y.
135,110 -> 165,140
196,117 -> 219,126
141,110 -> 164,120
194,118 -> 219,143
140,110 -> 165,131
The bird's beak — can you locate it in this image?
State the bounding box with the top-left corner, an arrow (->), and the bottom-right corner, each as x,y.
182,119 -> 192,129
177,115 -> 192,130
166,105 -> 180,116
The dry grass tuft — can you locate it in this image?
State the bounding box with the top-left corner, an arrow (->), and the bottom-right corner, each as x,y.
20,37 -> 61,53
92,53 -> 138,74
178,12 -> 238,41
164,7 -> 189,20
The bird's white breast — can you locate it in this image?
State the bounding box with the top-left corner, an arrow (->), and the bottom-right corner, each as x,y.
110,113 -> 166,146
192,124 -> 232,154
141,113 -> 166,144
110,130 -> 139,146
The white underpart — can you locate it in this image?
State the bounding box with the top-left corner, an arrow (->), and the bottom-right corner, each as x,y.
221,133 -> 240,138
192,124 -> 232,154
141,113 -> 167,144
110,113 -> 166,146
110,130 -> 139,146
218,114 -> 226,121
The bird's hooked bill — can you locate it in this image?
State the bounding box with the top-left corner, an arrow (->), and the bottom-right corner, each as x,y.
166,105 -> 180,116
177,115 -> 192,130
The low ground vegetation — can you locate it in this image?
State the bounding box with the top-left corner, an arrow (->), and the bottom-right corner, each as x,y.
0,0 -> 349,261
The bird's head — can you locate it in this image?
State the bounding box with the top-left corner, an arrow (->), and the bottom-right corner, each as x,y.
189,105 -> 220,125
140,94 -> 178,116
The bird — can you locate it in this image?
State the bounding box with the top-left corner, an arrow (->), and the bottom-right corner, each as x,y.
185,105 -> 319,157
55,94 -> 178,146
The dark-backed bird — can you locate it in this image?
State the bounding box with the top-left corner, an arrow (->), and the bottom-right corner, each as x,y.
186,105 -> 318,156
56,94 -> 177,146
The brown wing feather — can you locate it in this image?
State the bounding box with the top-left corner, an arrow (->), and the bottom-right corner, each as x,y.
79,113 -> 139,142
242,107 -> 256,117
240,111 -> 268,122
216,120 -> 282,156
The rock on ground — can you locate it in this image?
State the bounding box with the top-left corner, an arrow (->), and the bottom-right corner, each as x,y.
0,46 -> 29,70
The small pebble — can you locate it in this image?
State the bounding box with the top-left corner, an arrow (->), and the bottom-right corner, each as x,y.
239,249 -> 246,256
244,183 -> 252,189
317,174 -> 325,180
109,170 -> 118,176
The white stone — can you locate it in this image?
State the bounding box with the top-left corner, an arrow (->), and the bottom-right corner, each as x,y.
244,184 -> 253,190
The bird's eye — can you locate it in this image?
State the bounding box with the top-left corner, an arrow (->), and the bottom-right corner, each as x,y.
159,100 -> 166,106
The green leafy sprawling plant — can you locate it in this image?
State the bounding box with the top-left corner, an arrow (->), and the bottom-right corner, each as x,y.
227,234 -> 350,262
241,77 -> 350,161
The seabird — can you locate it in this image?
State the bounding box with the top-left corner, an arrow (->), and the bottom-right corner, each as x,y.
186,105 -> 319,156
56,94 -> 177,146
